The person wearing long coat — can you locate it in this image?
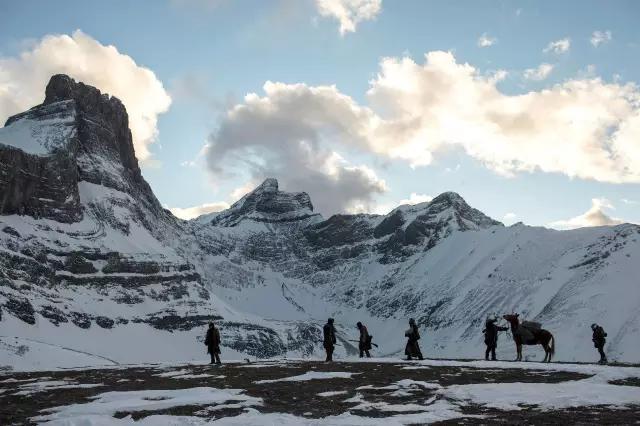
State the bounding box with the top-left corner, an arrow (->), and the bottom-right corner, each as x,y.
323,318 -> 337,362
404,318 -> 424,360
205,322 -> 221,364
483,317 -> 508,361
357,322 -> 372,358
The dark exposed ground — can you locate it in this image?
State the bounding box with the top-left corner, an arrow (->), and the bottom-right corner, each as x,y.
1,360 -> 639,425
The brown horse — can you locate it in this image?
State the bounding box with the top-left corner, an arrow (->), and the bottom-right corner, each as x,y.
503,313 -> 555,363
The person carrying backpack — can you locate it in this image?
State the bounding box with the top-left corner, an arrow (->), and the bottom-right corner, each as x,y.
204,322 -> 221,365
591,323 -> 608,364
404,318 -> 424,361
483,316 -> 508,361
357,322 -> 372,358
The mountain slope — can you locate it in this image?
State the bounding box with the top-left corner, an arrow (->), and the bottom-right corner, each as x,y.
0,76 -> 331,369
0,75 -> 638,370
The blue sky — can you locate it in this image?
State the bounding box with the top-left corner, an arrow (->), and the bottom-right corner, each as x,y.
1,0 -> 639,227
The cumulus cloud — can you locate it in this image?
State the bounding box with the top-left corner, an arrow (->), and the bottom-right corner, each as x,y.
204,81 -> 387,215
523,63 -> 554,81
549,198 -> 624,230
366,51 -> 640,182
205,50 -> 640,215
503,212 -> 518,224
316,0 -> 382,35
169,202 -> 230,220
477,33 -> 497,48
0,30 -> 171,163
544,38 -> 571,54
591,30 -> 612,47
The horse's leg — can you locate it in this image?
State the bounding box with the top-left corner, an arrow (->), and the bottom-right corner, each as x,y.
517,344 -> 522,361
542,344 -> 549,363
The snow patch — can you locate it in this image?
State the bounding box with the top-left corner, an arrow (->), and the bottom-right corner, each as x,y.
255,371 -> 356,384
35,387 -> 262,423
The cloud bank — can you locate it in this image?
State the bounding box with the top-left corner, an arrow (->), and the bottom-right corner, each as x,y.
205,50 -> 640,215
316,0 -> 382,35
0,30 -> 171,163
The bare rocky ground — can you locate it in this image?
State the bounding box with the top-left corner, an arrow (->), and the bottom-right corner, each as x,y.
1,359 -> 639,425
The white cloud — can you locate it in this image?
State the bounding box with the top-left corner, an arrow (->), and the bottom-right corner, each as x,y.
591,30 -> 612,47
169,201 -> 230,220
621,198 -> 639,205
356,192 -> 433,215
523,63 -> 554,81
204,81 -> 387,215
549,198 -> 625,230
316,0 -> 382,35
0,30 -> 171,163
477,33 -> 497,48
543,38 -> 571,54
205,50 -> 640,215
399,193 -> 433,205
503,212 -> 518,224
366,51 -> 640,183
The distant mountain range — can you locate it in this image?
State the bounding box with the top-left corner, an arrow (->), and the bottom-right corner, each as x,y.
1,75 -> 638,370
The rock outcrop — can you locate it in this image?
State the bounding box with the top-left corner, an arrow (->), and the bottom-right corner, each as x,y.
203,178 -> 321,227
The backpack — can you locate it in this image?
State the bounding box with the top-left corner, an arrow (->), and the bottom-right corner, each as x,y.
594,326 -> 607,340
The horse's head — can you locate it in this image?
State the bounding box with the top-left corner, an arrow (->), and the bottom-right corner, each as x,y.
503,313 -> 519,325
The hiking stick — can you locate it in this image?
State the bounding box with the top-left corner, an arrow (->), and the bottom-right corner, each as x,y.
347,339 -> 379,348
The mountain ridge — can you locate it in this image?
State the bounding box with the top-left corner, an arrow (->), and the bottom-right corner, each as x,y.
1,75 -> 638,371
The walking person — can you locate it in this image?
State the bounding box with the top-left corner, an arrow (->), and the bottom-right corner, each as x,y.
483,316 -> 508,361
323,318 -> 337,362
591,323 -> 608,364
404,318 -> 424,361
204,322 -> 221,365
357,322 -> 372,358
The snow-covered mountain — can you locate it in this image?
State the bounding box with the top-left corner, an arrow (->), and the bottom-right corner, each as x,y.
1,75 -> 638,370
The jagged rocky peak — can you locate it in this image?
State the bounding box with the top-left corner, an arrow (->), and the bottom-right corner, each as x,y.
389,190 -> 501,230
370,190 -> 502,252
426,191 -> 501,230
204,178 -> 321,227
0,74 -> 163,222
44,74 -> 141,177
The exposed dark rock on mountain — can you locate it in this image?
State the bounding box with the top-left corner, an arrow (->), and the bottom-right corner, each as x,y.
0,98 -> 81,222
205,178 -> 320,227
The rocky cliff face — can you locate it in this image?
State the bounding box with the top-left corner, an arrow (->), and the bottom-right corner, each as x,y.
203,178 -> 320,227
0,74 -> 166,224
1,76 -> 639,369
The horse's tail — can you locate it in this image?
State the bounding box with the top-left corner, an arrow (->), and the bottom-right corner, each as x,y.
549,333 -> 555,358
